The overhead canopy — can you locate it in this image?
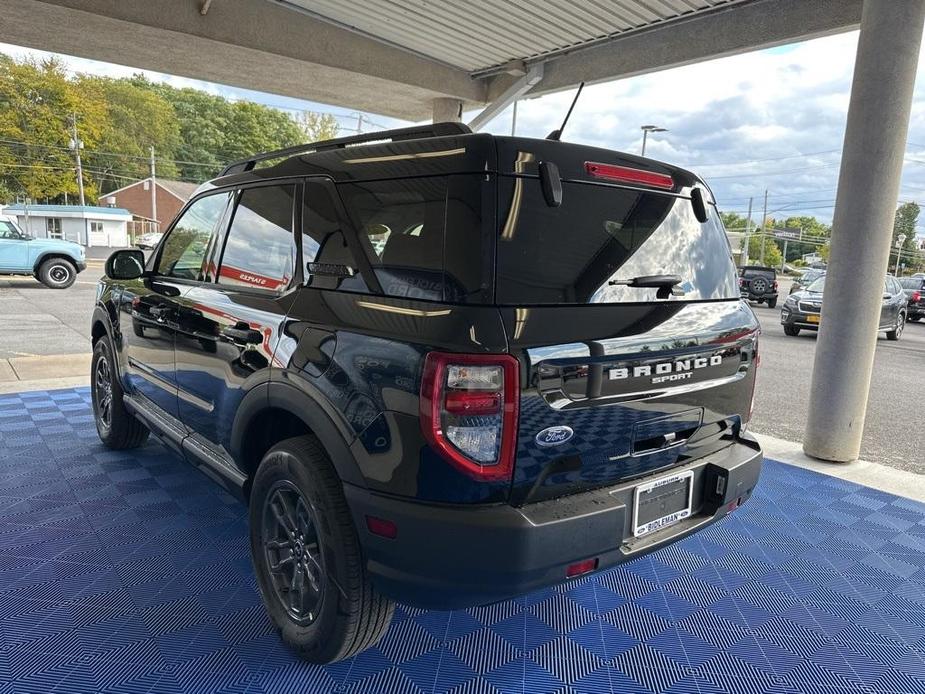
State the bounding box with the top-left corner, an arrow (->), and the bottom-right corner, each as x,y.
5,0 -> 861,121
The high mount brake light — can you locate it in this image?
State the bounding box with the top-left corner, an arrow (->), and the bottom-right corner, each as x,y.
420,352 -> 519,482
584,161 -> 674,190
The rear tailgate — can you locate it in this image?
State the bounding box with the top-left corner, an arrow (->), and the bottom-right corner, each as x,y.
502,302 -> 758,504
495,168 -> 758,504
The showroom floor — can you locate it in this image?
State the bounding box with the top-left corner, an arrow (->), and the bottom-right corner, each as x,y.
1,388 -> 924,694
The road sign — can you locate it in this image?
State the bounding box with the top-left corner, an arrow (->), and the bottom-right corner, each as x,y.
773,228 -> 801,240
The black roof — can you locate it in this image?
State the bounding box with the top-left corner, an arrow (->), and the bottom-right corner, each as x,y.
209,122 -> 707,196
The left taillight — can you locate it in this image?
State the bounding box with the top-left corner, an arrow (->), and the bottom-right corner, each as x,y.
420,352 -> 519,482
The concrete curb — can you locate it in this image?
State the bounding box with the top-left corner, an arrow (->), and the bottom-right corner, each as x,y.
1,354 -> 91,383
753,431 -> 925,503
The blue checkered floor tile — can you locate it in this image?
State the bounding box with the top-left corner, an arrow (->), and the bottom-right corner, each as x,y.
1,387 -> 924,693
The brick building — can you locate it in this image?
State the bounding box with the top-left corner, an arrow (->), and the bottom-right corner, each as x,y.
99,178 -> 199,230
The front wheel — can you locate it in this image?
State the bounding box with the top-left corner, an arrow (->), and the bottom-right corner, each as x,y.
91,338 -> 149,449
783,325 -> 800,336
887,314 -> 905,341
249,436 -> 394,663
38,257 -> 77,289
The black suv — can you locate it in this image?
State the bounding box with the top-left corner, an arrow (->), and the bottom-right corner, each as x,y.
899,276 -> 925,321
90,123 -> 763,663
738,265 -> 779,307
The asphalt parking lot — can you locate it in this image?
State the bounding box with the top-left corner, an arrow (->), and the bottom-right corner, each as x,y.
0,263 -> 103,358
749,302 -> 925,475
0,270 -> 921,475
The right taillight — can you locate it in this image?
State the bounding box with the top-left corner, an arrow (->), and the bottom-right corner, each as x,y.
913,291 -> 921,303
420,352 -> 519,482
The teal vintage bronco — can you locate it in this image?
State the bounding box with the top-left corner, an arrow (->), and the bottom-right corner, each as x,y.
0,214 -> 86,289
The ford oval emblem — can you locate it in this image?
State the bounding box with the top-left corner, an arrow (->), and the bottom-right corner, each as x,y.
535,425 -> 574,448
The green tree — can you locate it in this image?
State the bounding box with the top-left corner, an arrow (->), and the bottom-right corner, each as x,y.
719,211 -> 747,231
78,76 -> 181,194
297,111 -> 340,141
746,234 -> 783,268
892,201 -> 921,273
0,56 -> 106,201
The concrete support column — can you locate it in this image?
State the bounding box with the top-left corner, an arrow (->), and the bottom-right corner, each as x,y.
804,0 -> 925,461
432,97 -> 463,123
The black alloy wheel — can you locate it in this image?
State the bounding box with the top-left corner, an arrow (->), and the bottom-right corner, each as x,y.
93,352 -> 113,432
262,480 -> 326,625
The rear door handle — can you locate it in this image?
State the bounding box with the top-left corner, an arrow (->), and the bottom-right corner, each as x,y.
222,323 -> 263,345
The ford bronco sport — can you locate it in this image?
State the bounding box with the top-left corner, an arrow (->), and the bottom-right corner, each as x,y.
91,123 -> 763,663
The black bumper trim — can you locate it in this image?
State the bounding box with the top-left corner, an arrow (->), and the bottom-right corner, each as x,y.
345,436 -> 763,609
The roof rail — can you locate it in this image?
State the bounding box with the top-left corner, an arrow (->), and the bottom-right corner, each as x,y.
218,121 -> 472,177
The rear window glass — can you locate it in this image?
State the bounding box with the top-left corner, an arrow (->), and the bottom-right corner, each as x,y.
900,277 -> 925,289
496,178 -> 739,304
337,176 -> 486,302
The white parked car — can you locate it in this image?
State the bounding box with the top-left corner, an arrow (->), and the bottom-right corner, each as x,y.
135,232 -> 163,250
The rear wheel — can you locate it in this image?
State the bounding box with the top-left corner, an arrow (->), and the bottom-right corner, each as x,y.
91,338 -> 149,449
38,257 -> 76,289
766,297 -> 777,309
887,313 -> 905,341
249,436 -> 394,663
783,325 -> 800,336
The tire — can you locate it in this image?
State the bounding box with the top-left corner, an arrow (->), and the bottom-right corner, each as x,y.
766,297 -> 778,309
91,338 -> 149,449
887,313 -> 905,341
37,257 -> 77,289
249,436 -> 394,663
783,325 -> 800,336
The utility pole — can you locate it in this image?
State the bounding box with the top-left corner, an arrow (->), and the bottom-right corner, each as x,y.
356,112 -> 363,133
511,99 -> 518,136
69,114 -> 85,207
149,146 -> 158,231
741,197 -> 753,265
759,189 -> 768,265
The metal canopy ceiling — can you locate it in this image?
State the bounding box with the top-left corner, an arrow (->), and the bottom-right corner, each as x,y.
280,0 -> 751,74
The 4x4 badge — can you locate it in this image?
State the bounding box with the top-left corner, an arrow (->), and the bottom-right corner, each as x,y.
535,426 -> 574,447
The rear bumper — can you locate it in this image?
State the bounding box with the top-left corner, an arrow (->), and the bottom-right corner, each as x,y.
345,435 -> 762,609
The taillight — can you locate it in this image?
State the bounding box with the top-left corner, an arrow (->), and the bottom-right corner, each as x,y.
772,280 -> 778,291
913,291 -> 921,303
420,352 -> 519,481
584,161 -> 674,189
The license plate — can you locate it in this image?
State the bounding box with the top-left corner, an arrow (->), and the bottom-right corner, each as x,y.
633,470 -> 694,537
807,315 -> 821,323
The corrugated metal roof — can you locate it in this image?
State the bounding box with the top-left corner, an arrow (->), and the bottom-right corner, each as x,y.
282,0 -> 750,73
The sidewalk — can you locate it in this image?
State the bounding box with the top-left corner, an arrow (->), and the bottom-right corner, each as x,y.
0,353 -> 91,393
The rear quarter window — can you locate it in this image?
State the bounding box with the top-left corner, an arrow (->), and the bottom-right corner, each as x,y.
337,176 -> 488,303
496,178 -> 739,304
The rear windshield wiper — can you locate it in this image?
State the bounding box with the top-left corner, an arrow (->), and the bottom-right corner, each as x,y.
608,274 -> 683,299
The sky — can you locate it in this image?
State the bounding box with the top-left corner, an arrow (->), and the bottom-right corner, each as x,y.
4,30 -> 925,232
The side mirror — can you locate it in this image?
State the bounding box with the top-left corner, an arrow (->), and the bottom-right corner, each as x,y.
106,249 -> 146,280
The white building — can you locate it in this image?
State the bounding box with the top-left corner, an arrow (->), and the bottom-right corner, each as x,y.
0,204 -> 133,247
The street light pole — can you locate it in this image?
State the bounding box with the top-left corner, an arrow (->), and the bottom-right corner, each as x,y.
640,124 -> 668,157
895,233 -> 907,276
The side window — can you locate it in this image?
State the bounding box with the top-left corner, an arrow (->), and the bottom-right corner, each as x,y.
339,177 -> 447,301
218,185 -> 296,293
301,180 -> 368,292
158,193 -> 230,280
0,221 -> 22,239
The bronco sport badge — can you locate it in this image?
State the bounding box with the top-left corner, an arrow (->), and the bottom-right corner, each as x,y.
609,355 -> 723,385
